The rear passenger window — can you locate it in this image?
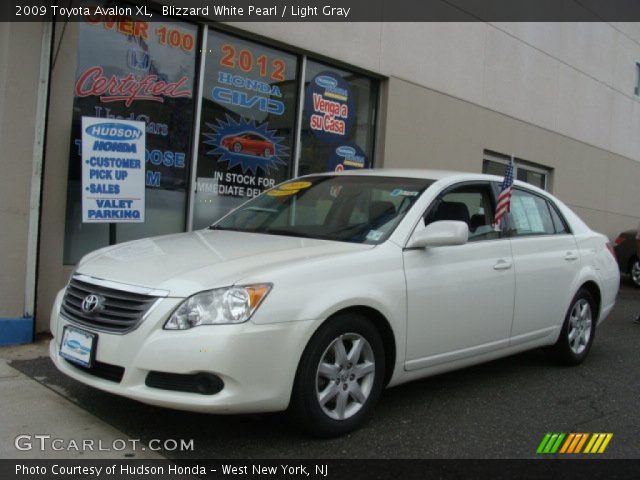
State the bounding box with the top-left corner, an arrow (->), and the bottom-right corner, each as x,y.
509,189 -> 555,236
549,204 -> 569,234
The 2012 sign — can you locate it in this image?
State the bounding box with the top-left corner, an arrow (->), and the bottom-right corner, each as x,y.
219,44 -> 286,81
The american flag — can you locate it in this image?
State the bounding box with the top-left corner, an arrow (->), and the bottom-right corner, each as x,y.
493,157 -> 515,227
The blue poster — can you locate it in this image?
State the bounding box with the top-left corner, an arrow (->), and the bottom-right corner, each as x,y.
305,71 -> 355,144
327,143 -> 369,172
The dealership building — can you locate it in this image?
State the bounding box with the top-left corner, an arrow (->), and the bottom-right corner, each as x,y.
1,13 -> 640,344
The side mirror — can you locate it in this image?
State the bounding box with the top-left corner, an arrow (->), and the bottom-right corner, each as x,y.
406,220 -> 469,249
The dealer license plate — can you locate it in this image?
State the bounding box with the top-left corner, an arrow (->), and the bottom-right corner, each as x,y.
59,326 -> 97,368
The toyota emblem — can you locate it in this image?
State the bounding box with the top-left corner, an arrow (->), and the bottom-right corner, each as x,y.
81,294 -> 101,314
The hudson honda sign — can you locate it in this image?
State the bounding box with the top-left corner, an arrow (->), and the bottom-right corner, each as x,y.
81,117 -> 146,222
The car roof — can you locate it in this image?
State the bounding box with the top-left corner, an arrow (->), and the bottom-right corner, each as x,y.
306,168 -> 540,190
309,168 -> 491,180
299,168 -> 596,236
306,167 -> 568,204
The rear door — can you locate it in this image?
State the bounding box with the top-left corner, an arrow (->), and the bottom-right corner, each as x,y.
403,181 -> 515,370
506,187 -> 580,343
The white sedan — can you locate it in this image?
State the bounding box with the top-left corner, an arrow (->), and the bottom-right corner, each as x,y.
49,170 -> 619,436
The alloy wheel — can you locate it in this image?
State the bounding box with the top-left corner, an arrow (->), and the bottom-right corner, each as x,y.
631,260 -> 640,286
567,298 -> 592,355
315,333 -> 375,420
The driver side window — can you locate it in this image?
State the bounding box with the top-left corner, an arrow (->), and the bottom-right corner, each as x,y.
424,183 -> 500,242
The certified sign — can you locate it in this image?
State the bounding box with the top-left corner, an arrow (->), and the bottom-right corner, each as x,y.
81,117 -> 146,223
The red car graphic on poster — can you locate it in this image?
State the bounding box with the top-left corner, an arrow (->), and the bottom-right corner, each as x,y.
221,132 -> 275,157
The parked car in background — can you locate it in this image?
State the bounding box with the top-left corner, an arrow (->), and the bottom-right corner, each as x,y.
614,229 -> 640,287
49,170 -> 620,436
221,132 -> 275,157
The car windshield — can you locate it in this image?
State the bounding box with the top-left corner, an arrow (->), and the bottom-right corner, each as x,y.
210,175 -> 433,244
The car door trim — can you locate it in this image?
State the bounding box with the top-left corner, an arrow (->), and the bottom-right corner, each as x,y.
405,337 -> 511,371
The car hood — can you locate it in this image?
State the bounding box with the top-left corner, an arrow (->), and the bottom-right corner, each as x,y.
75,229 -> 372,297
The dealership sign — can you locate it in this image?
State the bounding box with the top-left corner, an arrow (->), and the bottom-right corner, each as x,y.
75,66 -> 192,107
327,143 -> 369,172
81,117 -> 146,223
306,71 -> 354,143
200,35 -> 295,200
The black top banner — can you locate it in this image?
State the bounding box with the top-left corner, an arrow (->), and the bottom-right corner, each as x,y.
4,0 -> 640,22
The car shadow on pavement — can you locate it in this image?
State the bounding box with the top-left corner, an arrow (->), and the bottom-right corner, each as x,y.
8,346 -> 591,459
8,282 -> 639,459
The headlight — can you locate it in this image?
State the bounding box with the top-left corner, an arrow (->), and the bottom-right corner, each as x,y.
164,284 -> 271,330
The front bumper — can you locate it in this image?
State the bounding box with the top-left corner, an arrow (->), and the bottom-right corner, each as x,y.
49,290 -> 318,413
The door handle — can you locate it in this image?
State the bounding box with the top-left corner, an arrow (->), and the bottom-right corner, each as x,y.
493,259 -> 512,271
564,252 -> 579,261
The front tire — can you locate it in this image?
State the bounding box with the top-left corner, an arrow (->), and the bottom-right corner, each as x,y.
551,288 -> 596,365
290,313 -> 385,437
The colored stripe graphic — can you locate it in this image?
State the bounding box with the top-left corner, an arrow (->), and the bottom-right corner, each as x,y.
574,433 -> 589,453
584,433 -> 613,454
559,433 -> 575,453
537,433 -> 565,454
537,433 -> 552,454
538,433 -> 613,454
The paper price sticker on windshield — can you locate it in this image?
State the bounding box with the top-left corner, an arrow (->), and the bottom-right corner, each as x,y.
280,181 -> 312,191
267,188 -> 299,197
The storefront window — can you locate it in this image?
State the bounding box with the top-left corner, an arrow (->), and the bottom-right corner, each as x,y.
63,18 -> 379,264
64,13 -> 199,264
299,60 -> 378,175
192,31 -> 298,229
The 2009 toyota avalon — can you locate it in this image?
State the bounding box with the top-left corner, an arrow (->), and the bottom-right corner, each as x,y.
49,170 -> 619,436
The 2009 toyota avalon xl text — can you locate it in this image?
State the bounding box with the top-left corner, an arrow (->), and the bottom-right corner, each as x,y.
49,170 -> 619,436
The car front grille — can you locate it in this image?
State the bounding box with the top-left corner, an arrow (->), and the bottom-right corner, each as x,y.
61,276 -> 160,333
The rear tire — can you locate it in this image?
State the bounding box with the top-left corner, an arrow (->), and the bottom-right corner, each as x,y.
290,313 -> 385,437
629,258 -> 640,288
550,288 -> 596,365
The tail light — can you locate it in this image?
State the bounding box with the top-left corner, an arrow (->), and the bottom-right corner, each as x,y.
606,242 -> 616,258
614,236 -> 625,246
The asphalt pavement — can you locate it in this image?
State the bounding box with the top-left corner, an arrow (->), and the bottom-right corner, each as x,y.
5,280 -> 640,459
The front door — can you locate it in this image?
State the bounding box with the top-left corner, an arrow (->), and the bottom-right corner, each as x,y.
403,182 -> 515,370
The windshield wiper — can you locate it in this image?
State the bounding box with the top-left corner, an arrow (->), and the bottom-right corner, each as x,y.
263,228 -> 316,239
208,224 -> 238,231
243,206 -> 279,214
